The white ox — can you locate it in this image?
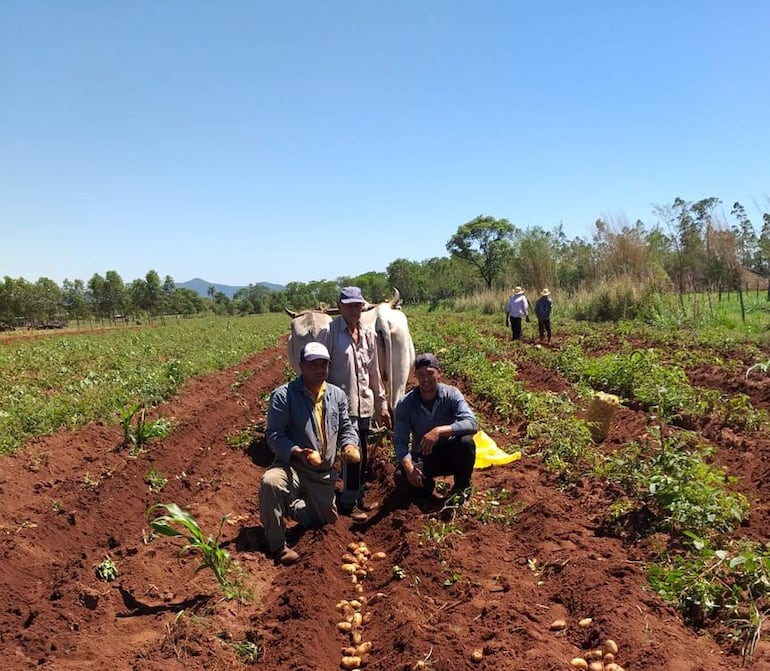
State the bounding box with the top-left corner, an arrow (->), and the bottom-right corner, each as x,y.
360,300 -> 415,411
285,309 -> 333,375
285,289 -> 415,411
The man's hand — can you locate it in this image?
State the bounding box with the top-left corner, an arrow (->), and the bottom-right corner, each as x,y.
404,459 -> 424,488
505,316 -> 509,327
419,426 -> 445,456
379,408 -> 392,430
341,444 -> 361,463
298,448 -> 322,467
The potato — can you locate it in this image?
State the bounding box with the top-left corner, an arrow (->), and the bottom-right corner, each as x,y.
348,542 -> 361,552
356,641 -> 372,656
349,599 -> 362,610
352,612 -> 363,627
341,563 -> 357,574
355,569 -> 367,578
570,659 -> 588,670
341,646 -> 357,656
604,652 -> 615,664
588,662 -> 603,671
603,639 -> 619,656
470,648 -> 483,663
372,551 -> 387,560
549,619 -> 567,630
342,553 -> 357,563
337,621 -> 352,632
340,656 -> 361,669
342,445 -> 361,463
351,631 -> 362,645
411,662 -> 426,671
355,584 -> 364,594
577,617 -> 593,628
307,451 -> 323,466
335,600 -> 349,612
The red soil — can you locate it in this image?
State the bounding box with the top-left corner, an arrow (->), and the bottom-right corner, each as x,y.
2,336 -> 770,670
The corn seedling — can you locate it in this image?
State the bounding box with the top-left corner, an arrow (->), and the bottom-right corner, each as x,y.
147,502 -> 233,589
118,401 -> 172,453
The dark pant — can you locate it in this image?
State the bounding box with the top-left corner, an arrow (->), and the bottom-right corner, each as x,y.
538,319 -> 551,341
394,434 -> 476,496
341,416 -> 370,509
510,317 -> 523,341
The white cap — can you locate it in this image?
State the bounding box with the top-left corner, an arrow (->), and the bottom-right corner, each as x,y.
302,342 -> 330,362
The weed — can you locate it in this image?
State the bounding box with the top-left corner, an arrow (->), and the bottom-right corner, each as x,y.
469,488 -> 522,525
143,465 -> 168,493
230,639 -> 263,662
95,556 -> 119,582
392,565 -> 407,580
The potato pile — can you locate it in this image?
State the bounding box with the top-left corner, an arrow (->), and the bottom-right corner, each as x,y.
335,540 -> 387,670
550,618 -> 626,671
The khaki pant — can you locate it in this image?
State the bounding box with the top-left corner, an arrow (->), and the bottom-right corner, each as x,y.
260,463 -> 338,554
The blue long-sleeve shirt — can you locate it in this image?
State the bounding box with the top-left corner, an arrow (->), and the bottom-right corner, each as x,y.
393,383 -> 479,463
266,376 -> 359,470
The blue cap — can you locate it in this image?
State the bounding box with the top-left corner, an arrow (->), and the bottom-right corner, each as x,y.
339,286 -> 365,304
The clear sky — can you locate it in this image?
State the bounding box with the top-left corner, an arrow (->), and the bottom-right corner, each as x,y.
2,1 -> 769,288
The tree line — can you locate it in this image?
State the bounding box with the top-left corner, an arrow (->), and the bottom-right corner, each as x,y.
2,196 -> 769,329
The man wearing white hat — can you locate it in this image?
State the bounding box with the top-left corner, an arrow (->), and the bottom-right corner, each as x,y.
505,286 -> 529,341
260,341 -> 361,565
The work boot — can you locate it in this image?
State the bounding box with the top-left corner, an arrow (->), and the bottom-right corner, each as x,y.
274,546 -> 299,566
340,505 -> 368,523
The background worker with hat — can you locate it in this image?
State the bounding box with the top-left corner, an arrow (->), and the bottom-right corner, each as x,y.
260,341 -> 361,565
393,352 -> 479,509
534,288 -> 553,344
505,286 -> 529,341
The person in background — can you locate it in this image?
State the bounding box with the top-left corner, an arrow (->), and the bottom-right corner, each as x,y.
323,286 -> 391,523
393,353 -> 479,509
534,288 -> 553,344
505,286 -> 529,341
260,342 -> 361,566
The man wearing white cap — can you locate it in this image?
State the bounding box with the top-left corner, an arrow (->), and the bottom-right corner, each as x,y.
260,341 -> 361,565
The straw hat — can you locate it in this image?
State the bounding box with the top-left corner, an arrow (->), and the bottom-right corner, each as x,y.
513,286 -> 524,295
541,288 -> 550,296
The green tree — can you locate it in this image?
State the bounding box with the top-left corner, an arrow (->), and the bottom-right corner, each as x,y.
446,215 -> 515,289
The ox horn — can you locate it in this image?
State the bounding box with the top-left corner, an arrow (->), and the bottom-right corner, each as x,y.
284,307 -> 300,319
390,287 -> 401,308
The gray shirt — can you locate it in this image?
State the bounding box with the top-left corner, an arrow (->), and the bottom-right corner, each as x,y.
323,316 -> 388,420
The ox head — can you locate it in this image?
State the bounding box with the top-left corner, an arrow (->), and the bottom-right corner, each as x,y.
286,309 -> 333,375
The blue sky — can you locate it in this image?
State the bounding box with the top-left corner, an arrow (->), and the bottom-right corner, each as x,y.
2,1 -> 769,287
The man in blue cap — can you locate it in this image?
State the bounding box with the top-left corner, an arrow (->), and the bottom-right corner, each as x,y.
324,286 -> 391,522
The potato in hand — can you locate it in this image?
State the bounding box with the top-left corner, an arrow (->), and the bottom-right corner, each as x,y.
306,450 -> 323,467
342,445 -> 361,463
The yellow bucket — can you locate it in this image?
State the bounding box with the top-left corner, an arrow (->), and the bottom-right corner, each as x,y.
473,431 -> 522,469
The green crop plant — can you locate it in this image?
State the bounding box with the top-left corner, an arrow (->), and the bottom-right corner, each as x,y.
469,488 -> 521,525
147,502 -> 234,590
648,536 -> 770,658
596,428 -> 748,540
419,518 -> 464,544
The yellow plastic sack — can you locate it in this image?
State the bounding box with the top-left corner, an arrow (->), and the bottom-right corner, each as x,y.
473,430 -> 521,469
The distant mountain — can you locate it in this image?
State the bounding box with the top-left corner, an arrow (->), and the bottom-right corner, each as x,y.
176,278 -> 285,299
